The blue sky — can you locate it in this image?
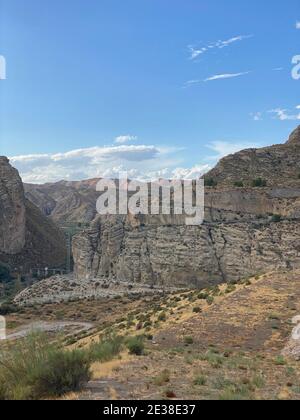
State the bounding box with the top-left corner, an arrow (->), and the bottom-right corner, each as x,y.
0,0 -> 299,182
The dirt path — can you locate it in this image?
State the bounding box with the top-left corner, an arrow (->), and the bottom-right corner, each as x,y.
5,321 -> 94,340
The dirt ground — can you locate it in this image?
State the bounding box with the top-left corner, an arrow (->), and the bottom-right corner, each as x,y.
6,270 -> 300,400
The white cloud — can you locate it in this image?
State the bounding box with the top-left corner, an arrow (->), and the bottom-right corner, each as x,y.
171,165 -> 211,180
188,35 -> 253,60
204,71 -> 251,82
206,141 -> 259,160
115,135 -> 138,144
251,112 -> 263,121
9,138 -> 267,184
269,106 -> 300,121
10,145 -> 163,183
296,21 -> 300,29
10,144 -> 212,183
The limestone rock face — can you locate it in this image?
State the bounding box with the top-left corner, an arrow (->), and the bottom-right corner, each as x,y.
0,156 -> 26,254
73,215 -> 300,287
0,157 -> 67,271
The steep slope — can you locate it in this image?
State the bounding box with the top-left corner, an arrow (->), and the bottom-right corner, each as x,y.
24,179 -> 100,225
204,126 -> 300,187
0,157 -> 26,254
0,157 -> 67,273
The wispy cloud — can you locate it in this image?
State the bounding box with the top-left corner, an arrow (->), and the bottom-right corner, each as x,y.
183,71 -> 251,87
269,107 -> 300,121
204,71 -> 251,82
206,140 -> 259,160
115,135 -> 137,144
296,21 -> 300,29
251,112 -> 263,121
188,34 -> 253,60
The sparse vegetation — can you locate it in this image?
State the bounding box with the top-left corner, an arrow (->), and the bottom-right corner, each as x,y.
0,332 -> 91,400
126,336 -> 145,356
204,177 -> 218,187
89,335 -> 123,362
252,178 -> 267,188
184,336 -> 194,345
153,369 -> 170,386
193,375 -> 207,386
234,181 -> 244,188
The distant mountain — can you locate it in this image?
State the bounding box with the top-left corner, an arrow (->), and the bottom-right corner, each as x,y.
24,178 -> 100,226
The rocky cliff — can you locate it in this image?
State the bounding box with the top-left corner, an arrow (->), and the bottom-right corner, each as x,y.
0,157 -> 26,254
205,126 -> 300,187
72,126 -> 300,287
0,157 -> 67,272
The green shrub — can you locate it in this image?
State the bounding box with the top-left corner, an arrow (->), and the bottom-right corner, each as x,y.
193,375 -> 207,386
234,181 -> 244,188
32,349 -> 90,397
153,369 -> 170,386
0,302 -> 19,316
271,214 -> 282,223
126,336 -> 145,356
206,296 -> 214,305
204,177 -> 218,187
184,336 -> 194,345
252,178 -> 267,188
158,312 -> 167,322
89,336 -> 123,363
193,306 -> 202,313
0,332 -> 91,400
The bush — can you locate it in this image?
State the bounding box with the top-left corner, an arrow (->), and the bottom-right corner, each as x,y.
271,214 -> 282,223
204,177 -> 218,187
89,336 -> 123,363
234,181 -> 244,188
153,369 -> 170,386
252,178 -> 267,188
158,312 -> 167,322
184,336 -> 194,345
0,302 -> 19,316
126,336 -> 145,356
32,349 -> 90,397
206,296 -> 214,305
193,375 -> 207,386
0,332 -> 91,400
193,307 -> 202,314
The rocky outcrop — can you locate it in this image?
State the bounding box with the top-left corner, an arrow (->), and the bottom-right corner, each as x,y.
72,126 -> 300,287
72,215 -> 300,287
0,156 -> 26,254
0,157 -> 67,272
205,125 -> 300,187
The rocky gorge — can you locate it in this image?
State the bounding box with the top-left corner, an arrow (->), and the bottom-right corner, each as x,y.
71,126 -> 300,288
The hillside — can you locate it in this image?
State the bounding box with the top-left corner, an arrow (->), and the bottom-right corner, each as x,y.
205,126 -> 300,187
7,270 -> 300,400
24,179 -> 100,225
